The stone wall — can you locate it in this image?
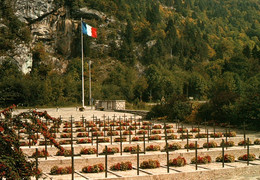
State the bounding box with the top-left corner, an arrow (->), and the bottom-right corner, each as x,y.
95,100 -> 125,110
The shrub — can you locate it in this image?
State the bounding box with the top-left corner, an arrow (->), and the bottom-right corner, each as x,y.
116,126 -> 126,130
169,156 -> 187,167
190,128 -> 200,132
137,130 -> 148,134
107,131 -> 119,136
92,131 -> 104,136
166,129 -> 174,133
203,141 -> 218,148
123,146 -> 138,153
238,154 -> 256,161
141,126 -> 151,130
32,149 -> 49,157
220,141 -> 235,147
146,145 -> 160,151
195,133 -> 207,138
50,166 -> 72,174
238,140 -> 252,146
210,132 -> 223,138
152,130 -> 161,134
62,128 -> 72,133
76,139 -> 92,144
167,143 -> 181,150
59,140 -> 71,145
56,150 -> 72,156
114,137 -> 127,142
90,127 -> 100,132
152,124 -> 162,129
216,154 -> 235,163
82,164 -> 104,173
77,133 -> 88,137
177,128 -> 188,133
149,135 -> 162,140
103,147 -> 119,153
168,134 -> 178,139
128,126 -> 138,130
254,139 -> 260,145
224,131 -> 236,137
184,143 -> 199,149
180,134 -> 193,139
165,125 -> 173,129
60,133 -> 72,138
80,148 -> 97,155
132,136 -> 143,141
140,160 -> 160,169
143,121 -> 151,125
123,131 -> 133,135
110,162 -> 132,171
76,128 -> 86,132
191,155 -> 212,164
98,138 -> 109,143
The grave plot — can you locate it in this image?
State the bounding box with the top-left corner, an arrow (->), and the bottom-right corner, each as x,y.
1,107 -> 260,180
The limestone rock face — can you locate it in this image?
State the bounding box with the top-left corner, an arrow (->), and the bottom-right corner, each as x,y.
14,0 -> 56,23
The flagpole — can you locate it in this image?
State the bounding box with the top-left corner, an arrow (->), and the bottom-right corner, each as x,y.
81,18 -> 85,107
89,60 -> 92,109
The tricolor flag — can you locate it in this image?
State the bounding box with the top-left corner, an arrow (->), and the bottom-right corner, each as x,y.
82,21 -> 97,38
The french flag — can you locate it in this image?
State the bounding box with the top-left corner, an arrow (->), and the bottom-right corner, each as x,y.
82,21 -> 97,38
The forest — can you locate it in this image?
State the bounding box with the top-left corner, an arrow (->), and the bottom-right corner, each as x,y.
0,0 -> 259,129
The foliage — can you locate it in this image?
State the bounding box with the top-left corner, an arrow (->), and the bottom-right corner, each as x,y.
216,154 -> 235,163
169,156 -> 187,167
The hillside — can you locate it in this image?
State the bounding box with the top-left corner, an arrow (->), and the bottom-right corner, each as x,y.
0,0 -> 259,110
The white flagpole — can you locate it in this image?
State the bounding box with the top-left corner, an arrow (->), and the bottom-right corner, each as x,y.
89,60 -> 92,109
81,18 -> 85,107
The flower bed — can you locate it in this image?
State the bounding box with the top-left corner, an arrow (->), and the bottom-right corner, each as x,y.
97,138 -> 109,143
75,121 -> 83,127
146,145 -> 161,151
132,136 -> 144,141
32,149 -> 49,157
220,140 -> 235,147
80,147 -> 97,155
238,154 -> 256,161
195,133 -> 207,138
86,123 -> 96,127
180,134 -> 193,139
102,127 -> 111,131
82,164 -> 104,173
62,128 -> 72,133
137,130 -> 148,134
210,132 -> 223,138
238,140 -> 252,146
107,131 -> 119,136
216,154 -> 235,163
169,156 -> 187,167
168,134 -> 178,139
224,131 -> 237,137
149,135 -> 162,140
114,137 -> 127,142
140,160 -> 160,169
191,155 -> 212,164
142,121 -> 152,125
124,146 -> 138,153
76,128 -> 86,132
116,126 -> 126,130
123,130 -> 133,135
184,143 -> 199,149
128,126 -> 138,130
103,147 -> 119,154
151,130 -> 161,134
140,126 -> 151,130
165,124 -> 173,129
152,124 -> 162,129
166,129 -> 174,133
110,162 -> 132,171
76,138 -> 92,144
167,143 -> 182,150
190,128 -> 200,132
92,131 -> 104,136
60,133 -> 72,138
177,128 -> 188,133
254,139 -> 260,145
90,127 -> 100,132
56,150 -> 72,156
59,140 -> 71,145
50,166 -> 72,175
77,132 -> 88,137
203,141 -> 218,148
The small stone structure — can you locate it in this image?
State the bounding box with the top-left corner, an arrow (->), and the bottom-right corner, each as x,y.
94,100 -> 125,110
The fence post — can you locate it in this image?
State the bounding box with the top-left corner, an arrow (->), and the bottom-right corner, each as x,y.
195,141 -> 198,170
137,144 -> 140,175
222,139 -> 224,168
105,145 -> 108,178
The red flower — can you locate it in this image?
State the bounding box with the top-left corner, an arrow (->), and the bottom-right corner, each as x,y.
0,126 -> 4,132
